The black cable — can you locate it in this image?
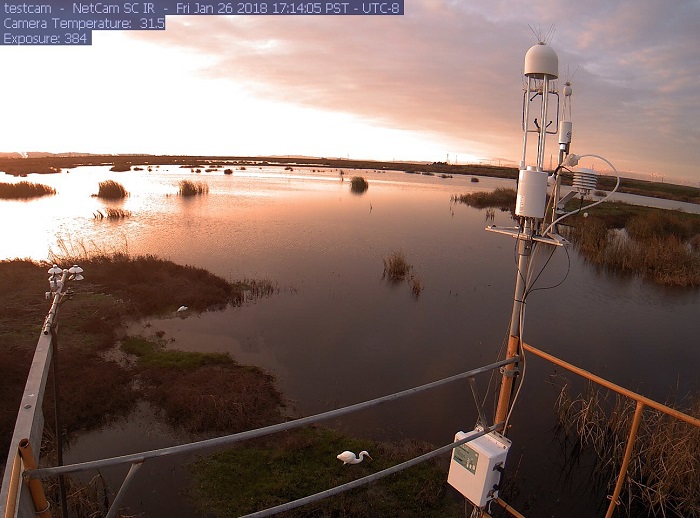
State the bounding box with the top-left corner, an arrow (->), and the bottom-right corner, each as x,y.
525,244 -> 571,298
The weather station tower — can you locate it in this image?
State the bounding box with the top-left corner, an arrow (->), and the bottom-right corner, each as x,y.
447,38 -> 621,515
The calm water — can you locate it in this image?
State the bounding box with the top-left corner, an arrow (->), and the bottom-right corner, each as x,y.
3,166 -> 698,516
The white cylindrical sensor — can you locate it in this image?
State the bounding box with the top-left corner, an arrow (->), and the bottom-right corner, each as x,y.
559,121 -> 572,145
516,167 -> 548,219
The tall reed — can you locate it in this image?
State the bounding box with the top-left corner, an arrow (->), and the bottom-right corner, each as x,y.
96,180 -> 128,199
556,382 -> 700,516
178,180 -> 209,196
0,181 -> 56,199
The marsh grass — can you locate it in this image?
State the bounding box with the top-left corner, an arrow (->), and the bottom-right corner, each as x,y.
451,187 -> 516,209
120,335 -> 284,433
556,383 -> 700,516
96,180 -> 128,199
565,207 -> 700,286
383,251 -> 424,299
190,427 -> 460,517
350,176 -> 369,194
109,163 -> 131,172
93,208 -> 131,220
121,335 -> 231,369
383,251 -> 412,282
0,181 -> 56,199
179,179 -> 209,196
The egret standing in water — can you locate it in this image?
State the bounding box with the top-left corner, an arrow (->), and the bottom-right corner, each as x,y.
337,450 -> 372,465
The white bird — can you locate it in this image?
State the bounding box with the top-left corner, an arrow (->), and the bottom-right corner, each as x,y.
337,450 -> 372,465
177,306 -> 188,312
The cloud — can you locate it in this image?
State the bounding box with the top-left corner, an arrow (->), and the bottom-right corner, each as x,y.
0,0 -> 684,179
130,0 -> 699,178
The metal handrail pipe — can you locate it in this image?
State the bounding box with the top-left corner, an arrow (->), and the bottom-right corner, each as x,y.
240,421 -> 506,518
28,357 -> 517,479
522,342 -> 700,428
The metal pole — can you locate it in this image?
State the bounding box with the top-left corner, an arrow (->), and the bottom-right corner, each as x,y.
50,327 -> 68,518
494,220 -> 533,428
18,440 -> 51,518
105,462 -> 143,518
537,76 -> 550,171
605,401 -> 645,518
521,79 -> 532,169
3,453 -> 22,518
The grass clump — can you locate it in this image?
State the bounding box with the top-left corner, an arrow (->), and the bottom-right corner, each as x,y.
121,335 -> 284,433
96,180 -> 128,199
383,251 -> 412,282
121,335 -> 231,370
556,383 -> 700,517
190,427 -> 461,517
109,162 -> 131,172
0,181 -> 56,199
93,208 -> 131,220
451,187 -> 516,210
382,251 -> 424,299
350,176 -> 369,194
564,204 -> 700,286
179,179 -> 209,196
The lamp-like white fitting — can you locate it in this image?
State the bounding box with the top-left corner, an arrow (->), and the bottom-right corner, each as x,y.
524,42 -> 558,79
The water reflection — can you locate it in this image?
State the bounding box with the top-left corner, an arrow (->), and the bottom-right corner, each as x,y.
4,166 -> 698,516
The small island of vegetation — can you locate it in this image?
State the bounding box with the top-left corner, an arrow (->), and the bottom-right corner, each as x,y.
0,181 -> 56,199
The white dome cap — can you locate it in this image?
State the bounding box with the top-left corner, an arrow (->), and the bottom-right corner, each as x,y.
524,43 -> 558,79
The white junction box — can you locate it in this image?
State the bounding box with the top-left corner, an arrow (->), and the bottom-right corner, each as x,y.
447,427 -> 511,507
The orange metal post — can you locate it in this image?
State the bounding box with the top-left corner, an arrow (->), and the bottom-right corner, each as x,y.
18,439 -> 51,518
494,497 -> 527,518
494,335 -> 521,429
604,401 -> 645,518
3,452 -> 22,518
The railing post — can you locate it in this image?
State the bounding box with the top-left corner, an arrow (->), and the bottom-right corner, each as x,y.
18,440 -> 51,518
604,401 -> 645,518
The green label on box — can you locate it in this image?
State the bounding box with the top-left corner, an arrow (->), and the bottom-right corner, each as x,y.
453,444 -> 479,475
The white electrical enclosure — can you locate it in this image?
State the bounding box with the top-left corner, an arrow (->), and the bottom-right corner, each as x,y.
515,167 -> 548,219
447,428 -> 511,508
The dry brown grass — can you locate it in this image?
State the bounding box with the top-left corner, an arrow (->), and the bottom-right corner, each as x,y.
565,211 -> 700,286
0,181 -> 56,199
144,363 -> 284,434
451,187 -> 516,210
556,382 -> 700,516
179,179 -> 209,196
96,180 -> 128,199
93,208 -> 131,220
382,251 -> 423,299
382,251 -> 412,282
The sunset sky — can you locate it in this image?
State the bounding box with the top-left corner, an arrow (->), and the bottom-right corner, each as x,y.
1,0 -> 698,184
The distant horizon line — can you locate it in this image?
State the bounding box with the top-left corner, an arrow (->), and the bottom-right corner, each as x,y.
0,151 -> 696,187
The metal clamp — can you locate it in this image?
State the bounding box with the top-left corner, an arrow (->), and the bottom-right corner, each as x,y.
499,366 -> 520,378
